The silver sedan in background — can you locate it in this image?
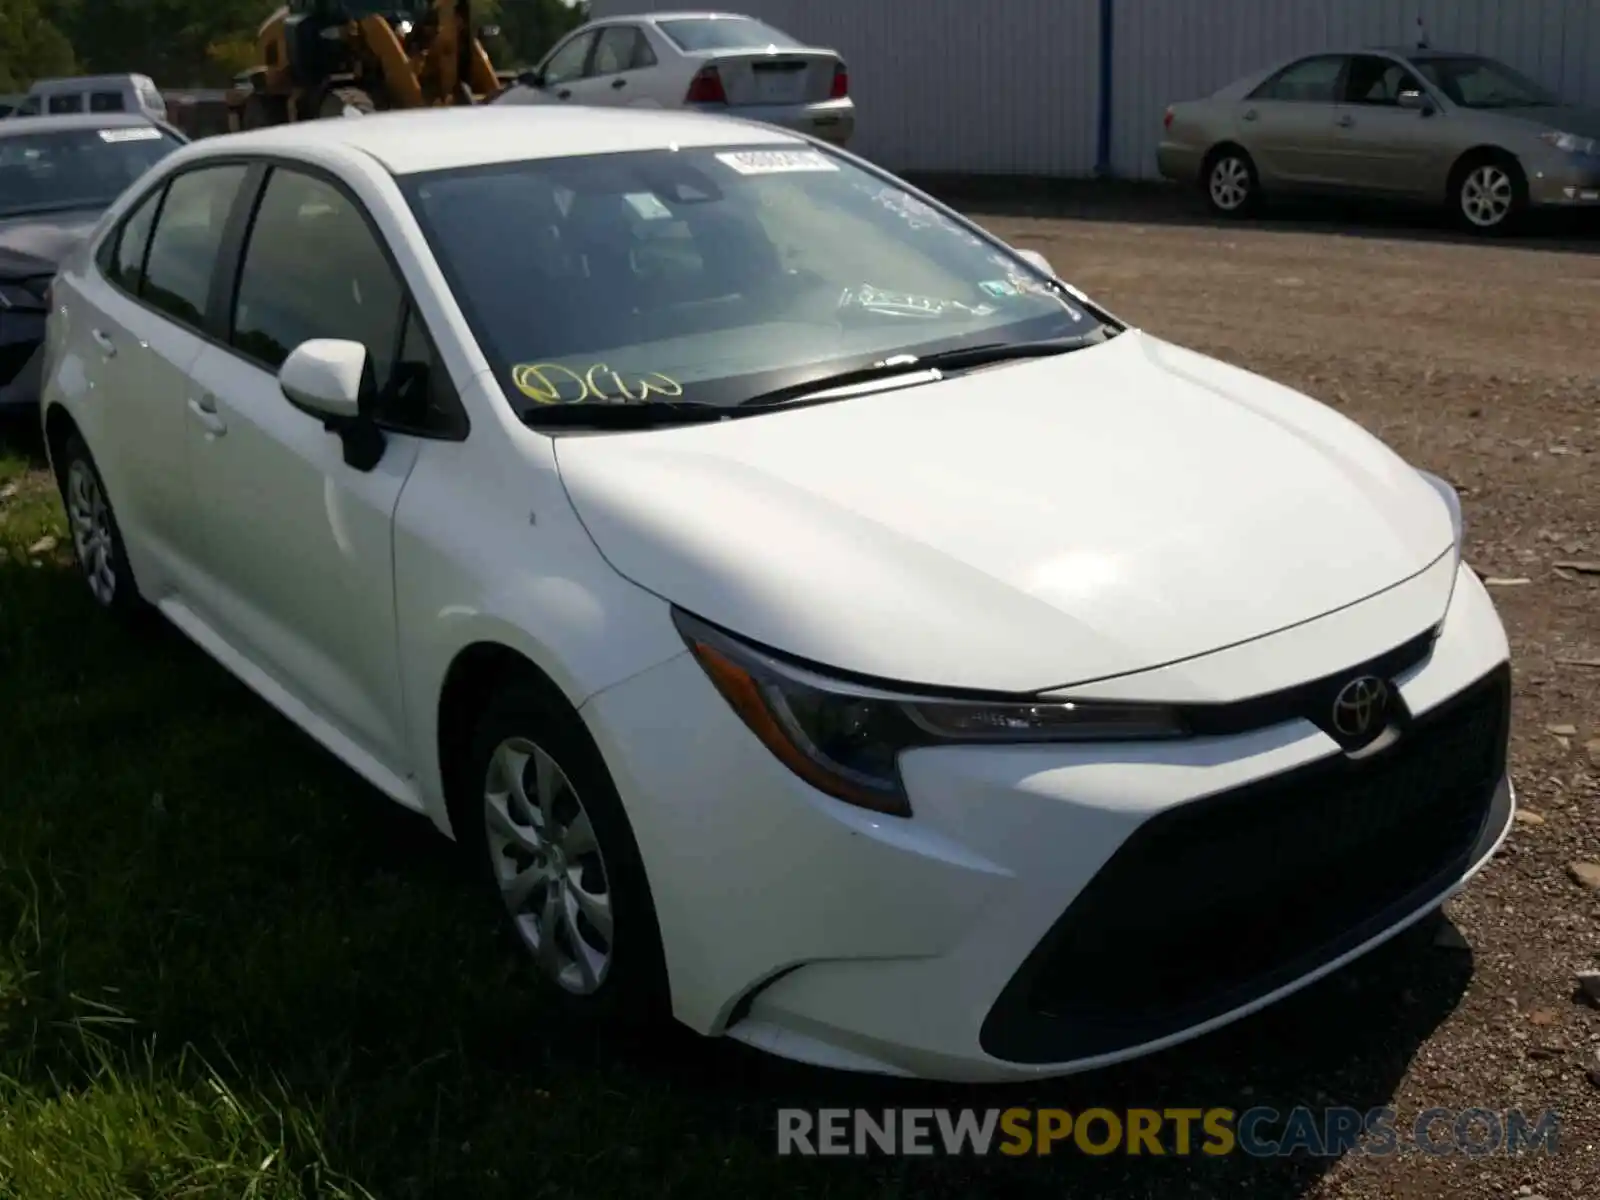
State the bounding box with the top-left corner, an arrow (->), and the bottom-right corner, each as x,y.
494,10 -> 856,148
1159,48 -> 1600,233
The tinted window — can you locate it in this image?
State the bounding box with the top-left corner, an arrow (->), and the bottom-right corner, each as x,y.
90,91 -> 126,113
141,165 -> 249,328
47,93 -> 85,114
657,17 -> 800,52
1251,55 -> 1347,103
592,27 -> 650,75
1345,56 -> 1426,105
403,146 -> 1097,418
103,186 -> 163,293
0,125 -> 185,219
542,32 -> 595,86
231,168 -> 404,391
16,96 -> 41,116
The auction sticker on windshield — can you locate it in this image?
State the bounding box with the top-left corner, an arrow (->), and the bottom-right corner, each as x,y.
715,149 -> 838,175
98,127 -> 164,143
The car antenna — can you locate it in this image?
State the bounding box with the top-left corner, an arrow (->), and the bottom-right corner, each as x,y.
1415,14 -> 1430,50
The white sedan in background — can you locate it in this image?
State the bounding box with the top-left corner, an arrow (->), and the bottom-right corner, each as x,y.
494,10 -> 855,146
40,104 -> 1512,1083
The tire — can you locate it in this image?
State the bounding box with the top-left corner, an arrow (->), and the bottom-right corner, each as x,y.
1203,146 -> 1261,218
240,92 -> 285,130
1451,153 -> 1525,235
457,679 -> 668,1025
56,432 -> 146,621
317,86 -> 376,119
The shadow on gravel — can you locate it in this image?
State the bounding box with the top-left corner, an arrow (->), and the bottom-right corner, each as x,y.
907,174 -> 1600,256
0,518 -> 1479,1197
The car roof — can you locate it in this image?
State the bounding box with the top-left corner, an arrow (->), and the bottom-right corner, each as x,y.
28,74 -> 155,90
186,105 -> 805,176
0,113 -> 166,136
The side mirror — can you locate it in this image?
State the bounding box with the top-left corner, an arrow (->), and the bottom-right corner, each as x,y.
519,69 -> 545,89
1016,248 -> 1056,277
1397,89 -> 1434,115
280,339 -> 386,470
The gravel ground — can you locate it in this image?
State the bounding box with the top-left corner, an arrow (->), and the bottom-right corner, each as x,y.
964,196 -> 1600,1198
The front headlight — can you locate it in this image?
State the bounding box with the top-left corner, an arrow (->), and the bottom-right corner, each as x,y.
1416,468 -> 1464,559
673,609 -> 1186,817
1540,130 -> 1598,156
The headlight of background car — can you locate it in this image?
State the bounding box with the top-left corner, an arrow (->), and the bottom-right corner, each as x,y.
1416,468 -> 1464,561
1540,130 -> 1598,156
673,609 -> 1186,817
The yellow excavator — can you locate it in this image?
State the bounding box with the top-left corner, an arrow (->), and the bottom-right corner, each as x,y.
225,0 -> 509,129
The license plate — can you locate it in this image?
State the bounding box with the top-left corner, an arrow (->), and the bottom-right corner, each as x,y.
754,70 -> 806,105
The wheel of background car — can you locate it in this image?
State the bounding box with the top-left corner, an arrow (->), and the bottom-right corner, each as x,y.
1205,148 -> 1259,217
459,679 -> 668,1023
1454,155 -> 1524,234
57,432 -> 145,620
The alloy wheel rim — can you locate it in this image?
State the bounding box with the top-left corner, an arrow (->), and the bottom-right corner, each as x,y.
483,736 -> 614,994
1210,158 -> 1250,210
1461,165 -> 1512,227
66,461 -> 116,606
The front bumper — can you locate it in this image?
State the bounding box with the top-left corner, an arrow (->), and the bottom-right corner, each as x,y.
1527,158 -> 1600,206
581,563 -> 1512,1082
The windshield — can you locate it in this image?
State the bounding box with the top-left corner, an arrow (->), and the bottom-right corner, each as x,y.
1410,56 -> 1557,108
0,125 -> 182,219
403,145 -> 1099,418
657,17 -> 802,52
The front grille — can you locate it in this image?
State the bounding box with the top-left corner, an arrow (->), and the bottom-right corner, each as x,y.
980,665 -> 1511,1065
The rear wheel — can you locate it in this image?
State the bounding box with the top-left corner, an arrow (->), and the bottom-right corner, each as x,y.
1204,146 -> 1260,217
1452,153 -> 1524,234
57,433 -> 145,621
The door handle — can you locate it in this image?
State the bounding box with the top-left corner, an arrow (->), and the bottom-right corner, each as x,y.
90,328 -> 117,357
1336,113 -> 1354,128
611,77 -> 627,90
187,396 -> 227,437
1242,108 -> 1258,121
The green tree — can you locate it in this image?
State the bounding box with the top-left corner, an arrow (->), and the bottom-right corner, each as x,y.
0,0 -> 76,91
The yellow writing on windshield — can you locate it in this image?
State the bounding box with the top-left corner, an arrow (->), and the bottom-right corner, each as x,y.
512,363 -> 684,405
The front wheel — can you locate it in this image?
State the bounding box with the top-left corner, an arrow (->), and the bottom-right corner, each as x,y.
459,681 -> 668,1023
1454,157 -> 1524,234
1204,148 -> 1260,217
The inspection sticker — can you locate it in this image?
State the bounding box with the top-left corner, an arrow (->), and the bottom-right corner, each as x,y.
715,149 -> 838,175
98,127 -> 164,142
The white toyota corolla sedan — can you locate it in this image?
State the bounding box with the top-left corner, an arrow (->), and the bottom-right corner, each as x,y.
39,105 -> 1513,1083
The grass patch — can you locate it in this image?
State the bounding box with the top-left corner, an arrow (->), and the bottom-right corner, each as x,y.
0,433 -> 1476,1198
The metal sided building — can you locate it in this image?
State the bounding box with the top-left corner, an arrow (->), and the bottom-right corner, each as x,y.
584,1 -> 1600,179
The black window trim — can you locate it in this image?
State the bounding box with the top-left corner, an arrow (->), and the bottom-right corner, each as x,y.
213,157 -> 470,443
1247,53 -> 1352,103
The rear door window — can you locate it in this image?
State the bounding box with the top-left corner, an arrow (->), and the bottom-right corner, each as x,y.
1250,55 -> 1349,103
47,92 -> 85,114
90,91 -> 126,113
139,164 -> 250,329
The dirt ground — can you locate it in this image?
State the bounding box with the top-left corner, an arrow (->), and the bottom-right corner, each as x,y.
971,198 -> 1600,1197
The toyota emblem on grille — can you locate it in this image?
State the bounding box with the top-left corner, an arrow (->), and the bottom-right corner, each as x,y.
1331,676 -> 1390,741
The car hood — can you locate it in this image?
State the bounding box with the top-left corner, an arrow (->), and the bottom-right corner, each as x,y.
0,207 -> 102,279
554,330 -> 1455,694
1493,105 -> 1600,138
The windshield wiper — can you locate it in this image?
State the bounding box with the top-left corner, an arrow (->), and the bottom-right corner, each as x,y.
737,332 -> 1109,410
520,400 -> 737,431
